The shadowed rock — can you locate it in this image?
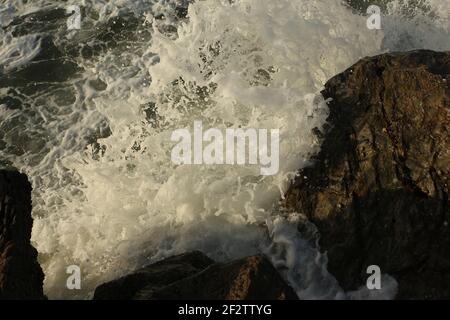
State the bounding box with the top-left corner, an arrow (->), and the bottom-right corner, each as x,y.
0,170 -> 45,300
94,252 -> 297,300
284,50 -> 450,299
93,251 -> 215,300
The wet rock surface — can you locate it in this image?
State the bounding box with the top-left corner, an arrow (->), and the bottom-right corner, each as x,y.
0,170 -> 45,300
284,50 -> 450,299
94,252 -> 297,300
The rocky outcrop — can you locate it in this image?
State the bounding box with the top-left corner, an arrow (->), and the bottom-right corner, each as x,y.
94,252 -> 297,300
284,50 -> 450,299
0,170 -> 45,300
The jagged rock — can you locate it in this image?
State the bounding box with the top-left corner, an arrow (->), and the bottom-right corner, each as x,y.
94,252 -> 297,300
284,50 -> 450,299
0,170 -> 45,300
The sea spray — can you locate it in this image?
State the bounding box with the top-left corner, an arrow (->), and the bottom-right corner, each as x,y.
0,0 -> 448,298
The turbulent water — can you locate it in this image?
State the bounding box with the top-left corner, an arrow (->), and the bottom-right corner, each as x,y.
0,0 -> 449,299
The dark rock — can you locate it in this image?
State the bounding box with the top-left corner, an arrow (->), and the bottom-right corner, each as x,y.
94,252 -> 297,300
93,251 -> 214,300
0,170 -> 45,300
284,50 -> 450,299
137,255 -> 297,300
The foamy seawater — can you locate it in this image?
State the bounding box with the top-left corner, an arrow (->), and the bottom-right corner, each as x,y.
0,0 -> 449,299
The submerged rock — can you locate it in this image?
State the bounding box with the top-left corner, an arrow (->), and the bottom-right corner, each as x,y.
284,50 -> 450,299
0,170 -> 45,300
94,252 -> 297,300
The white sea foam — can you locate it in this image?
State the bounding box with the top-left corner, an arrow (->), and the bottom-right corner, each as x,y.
0,34 -> 41,71
0,0 -> 448,299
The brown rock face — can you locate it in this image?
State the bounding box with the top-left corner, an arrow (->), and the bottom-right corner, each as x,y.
94,252 -> 297,300
0,170 -> 45,300
284,50 -> 450,299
